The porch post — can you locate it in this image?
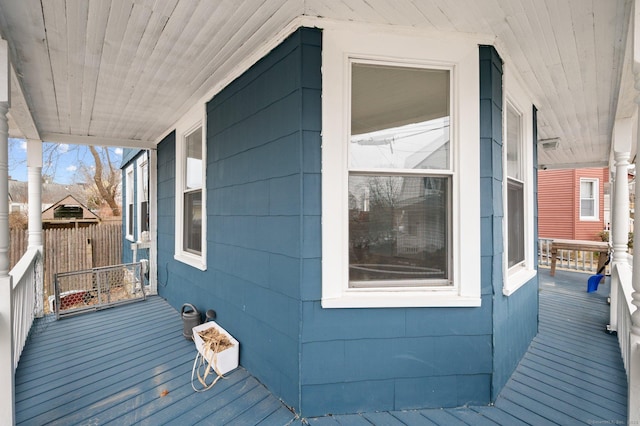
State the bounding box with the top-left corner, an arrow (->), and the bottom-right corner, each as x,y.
631,2 -> 640,421
0,38 -> 15,425
27,139 -> 43,317
609,119 -> 632,332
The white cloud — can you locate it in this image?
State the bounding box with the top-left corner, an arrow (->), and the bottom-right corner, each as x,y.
114,148 -> 123,155
57,144 -> 69,153
20,141 -> 27,151
66,165 -> 77,172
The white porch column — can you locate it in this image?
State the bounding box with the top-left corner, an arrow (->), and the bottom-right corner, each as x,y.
0,38 -> 15,425
27,139 -> 42,317
610,119 -> 632,332
630,2 -> 640,421
27,140 -> 42,248
149,149 -> 158,295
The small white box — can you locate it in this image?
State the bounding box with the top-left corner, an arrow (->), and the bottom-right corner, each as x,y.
192,321 -> 239,375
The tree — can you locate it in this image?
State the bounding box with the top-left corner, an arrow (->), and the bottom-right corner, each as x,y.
82,146 -> 121,216
9,141 -> 123,216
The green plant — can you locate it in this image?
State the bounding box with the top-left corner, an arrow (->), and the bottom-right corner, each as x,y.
599,230 -> 633,249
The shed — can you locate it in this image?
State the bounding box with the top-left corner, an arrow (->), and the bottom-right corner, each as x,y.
41,195 -> 100,229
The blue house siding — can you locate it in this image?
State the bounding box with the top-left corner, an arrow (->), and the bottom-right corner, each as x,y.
156,28 -> 322,412
297,49 -> 500,417
152,29 -> 537,417
156,132 -> 176,296
478,46 -> 538,398
120,148 -> 140,169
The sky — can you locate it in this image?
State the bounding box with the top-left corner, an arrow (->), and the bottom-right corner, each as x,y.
8,138 -> 123,184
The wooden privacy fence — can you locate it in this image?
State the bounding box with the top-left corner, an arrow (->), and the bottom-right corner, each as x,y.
10,224 -> 122,302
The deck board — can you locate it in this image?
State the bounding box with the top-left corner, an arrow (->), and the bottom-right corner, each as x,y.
389,411 -> 438,426
15,269 -> 627,425
15,297 -> 299,426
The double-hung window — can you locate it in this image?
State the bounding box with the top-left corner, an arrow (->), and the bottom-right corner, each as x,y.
348,62 -> 451,288
175,106 -> 206,270
125,165 -> 134,241
503,67 -> 536,295
137,152 -> 149,239
580,179 -> 598,220
506,102 -> 525,269
321,27 -> 481,308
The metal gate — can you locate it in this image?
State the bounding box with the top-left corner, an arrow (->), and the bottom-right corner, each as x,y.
53,261 -> 147,319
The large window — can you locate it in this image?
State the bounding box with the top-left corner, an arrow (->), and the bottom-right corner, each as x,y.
321,27 -> 481,308
503,68 -> 537,295
348,63 -> 451,288
580,178 -> 599,220
175,106 -> 206,270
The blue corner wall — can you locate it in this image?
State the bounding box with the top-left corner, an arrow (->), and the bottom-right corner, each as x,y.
154,29 -> 537,417
478,46 -> 538,398
297,43 -> 493,419
156,28 -> 322,412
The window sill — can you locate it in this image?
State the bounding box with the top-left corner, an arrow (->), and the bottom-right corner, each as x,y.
126,235 -> 135,243
174,252 -> 206,271
503,267 -> 537,296
322,289 -> 481,308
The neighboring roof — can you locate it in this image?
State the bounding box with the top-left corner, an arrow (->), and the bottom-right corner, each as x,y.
41,194 -> 100,222
8,179 -> 90,206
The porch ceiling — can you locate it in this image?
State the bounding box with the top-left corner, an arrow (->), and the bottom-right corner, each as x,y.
0,0 -> 634,168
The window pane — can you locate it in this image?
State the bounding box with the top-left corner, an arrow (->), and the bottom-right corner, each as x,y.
507,179 -> 525,267
141,161 -> 149,202
184,190 -> 202,254
348,175 -> 449,286
581,181 -> 593,198
581,199 -> 595,217
141,201 -> 149,233
185,127 -> 203,189
128,204 -> 134,236
506,105 -> 521,180
350,63 -> 450,170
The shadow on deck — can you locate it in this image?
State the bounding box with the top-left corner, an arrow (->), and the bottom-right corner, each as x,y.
15,269 -> 627,425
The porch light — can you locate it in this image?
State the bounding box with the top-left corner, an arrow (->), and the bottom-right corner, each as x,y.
538,138 -> 560,151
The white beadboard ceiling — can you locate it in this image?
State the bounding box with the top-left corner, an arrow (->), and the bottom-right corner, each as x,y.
0,0 -> 634,169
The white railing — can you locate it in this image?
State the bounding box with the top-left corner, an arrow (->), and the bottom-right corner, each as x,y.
10,246 -> 42,371
612,263 -> 633,371
611,260 -> 640,423
538,238 -> 608,274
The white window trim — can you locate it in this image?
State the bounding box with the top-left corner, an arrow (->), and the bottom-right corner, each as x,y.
321,27 -> 481,308
125,165 -> 134,242
174,104 -> 207,270
503,66 -> 536,296
579,178 -> 599,221
136,152 -> 149,242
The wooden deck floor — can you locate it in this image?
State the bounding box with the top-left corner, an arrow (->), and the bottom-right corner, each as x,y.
14,297 -> 297,425
15,269 -> 627,425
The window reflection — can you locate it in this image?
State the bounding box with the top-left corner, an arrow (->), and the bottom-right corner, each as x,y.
349,175 -> 449,286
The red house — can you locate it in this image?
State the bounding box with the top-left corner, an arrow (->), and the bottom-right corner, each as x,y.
538,168 -> 609,241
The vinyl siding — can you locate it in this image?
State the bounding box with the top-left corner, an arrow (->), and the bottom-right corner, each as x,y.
538,169 -> 574,239
479,46 -> 538,399
152,29 -> 539,417
156,28 -> 320,412
538,168 -> 607,241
